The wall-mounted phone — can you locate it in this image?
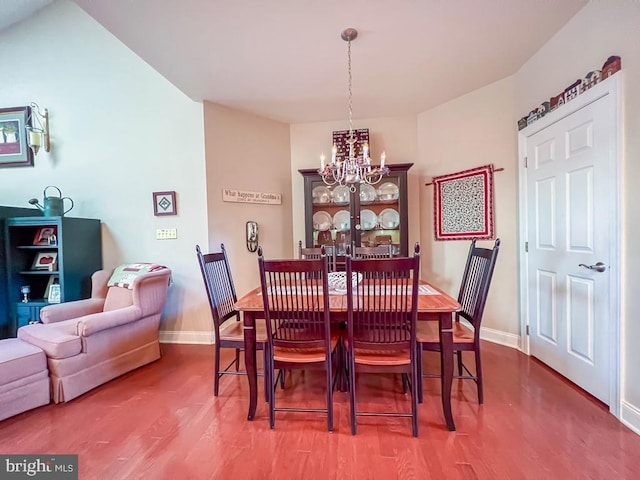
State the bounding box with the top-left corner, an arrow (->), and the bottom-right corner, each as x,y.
246,221 -> 259,252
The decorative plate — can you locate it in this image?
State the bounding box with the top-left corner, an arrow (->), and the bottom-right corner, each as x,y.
376,182 -> 399,202
332,210 -> 350,232
378,208 -> 400,229
312,211 -> 332,231
332,185 -> 350,205
360,209 -> 377,231
312,186 -> 332,204
327,271 -> 363,293
359,184 -> 376,204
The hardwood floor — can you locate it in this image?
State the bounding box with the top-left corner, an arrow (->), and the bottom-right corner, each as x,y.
1,342 -> 639,479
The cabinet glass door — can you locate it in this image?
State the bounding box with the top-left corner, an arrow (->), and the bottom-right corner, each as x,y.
310,180 -> 351,255
355,177 -> 402,256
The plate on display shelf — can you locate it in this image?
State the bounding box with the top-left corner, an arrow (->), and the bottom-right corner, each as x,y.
312,186 -> 332,204
359,184 -> 377,204
378,208 -> 400,229
333,210 -> 350,232
376,182 -> 399,202
313,211 -> 332,231
332,185 -> 350,205
359,209 -> 377,231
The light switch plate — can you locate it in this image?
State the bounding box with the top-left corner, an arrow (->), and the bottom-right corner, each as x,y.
156,228 -> 177,240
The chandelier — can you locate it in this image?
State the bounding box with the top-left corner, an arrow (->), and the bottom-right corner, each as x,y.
318,28 -> 389,191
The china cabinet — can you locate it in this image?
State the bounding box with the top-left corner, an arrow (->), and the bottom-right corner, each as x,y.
3,216 -> 102,336
299,163 -> 412,261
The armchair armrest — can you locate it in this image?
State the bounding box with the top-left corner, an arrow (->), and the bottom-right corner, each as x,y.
76,305 -> 143,336
40,298 -> 106,324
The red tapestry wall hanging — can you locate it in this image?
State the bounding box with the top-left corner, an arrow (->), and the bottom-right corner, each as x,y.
433,164 -> 495,241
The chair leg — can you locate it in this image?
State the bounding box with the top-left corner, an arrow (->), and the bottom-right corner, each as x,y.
235,348 -> 241,372
263,348 -> 270,403
326,358 -> 334,432
457,350 -> 463,376
213,342 -> 221,396
416,344 -> 423,404
411,360 -> 419,438
269,354 -> 276,429
349,353 -> 357,435
475,348 -> 484,404
279,370 -> 286,390
402,373 -> 409,394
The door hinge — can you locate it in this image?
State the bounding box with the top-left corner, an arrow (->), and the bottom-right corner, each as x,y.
525,241 -> 528,252
526,325 -> 530,336
524,156 -> 528,168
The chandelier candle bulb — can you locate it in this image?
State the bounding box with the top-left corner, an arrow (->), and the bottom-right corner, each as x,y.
381,151 -> 386,168
331,144 -> 337,164
320,154 -> 326,170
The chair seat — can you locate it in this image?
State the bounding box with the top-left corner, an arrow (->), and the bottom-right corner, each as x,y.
354,348 -> 410,366
416,321 -> 475,344
342,337 -> 411,366
219,319 -> 269,343
273,335 -> 339,363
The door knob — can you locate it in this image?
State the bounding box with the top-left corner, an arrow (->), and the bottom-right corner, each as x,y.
578,262 -> 607,273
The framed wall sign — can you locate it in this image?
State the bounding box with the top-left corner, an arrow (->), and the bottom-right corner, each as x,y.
0,106 -> 34,168
153,191 -> 177,216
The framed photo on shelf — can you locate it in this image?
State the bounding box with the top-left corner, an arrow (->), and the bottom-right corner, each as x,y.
32,252 -> 57,271
153,191 -> 177,216
48,283 -> 61,303
0,105 -> 34,168
33,226 -> 57,246
44,275 -> 59,299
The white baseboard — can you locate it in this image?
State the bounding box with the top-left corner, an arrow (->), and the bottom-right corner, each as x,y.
479,325 -> 521,349
620,401 -> 640,435
160,325 -> 521,349
159,330 -> 213,345
459,319 -> 521,349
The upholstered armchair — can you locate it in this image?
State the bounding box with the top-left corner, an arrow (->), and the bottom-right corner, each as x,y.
18,265 -> 172,403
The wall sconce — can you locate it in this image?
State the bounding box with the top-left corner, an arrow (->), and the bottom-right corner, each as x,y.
26,102 -> 50,155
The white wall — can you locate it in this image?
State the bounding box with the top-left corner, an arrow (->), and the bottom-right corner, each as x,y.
0,1 -> 210,335
204,102 -> 293,300
417,77 -> 519,339
515,0 -> 640,427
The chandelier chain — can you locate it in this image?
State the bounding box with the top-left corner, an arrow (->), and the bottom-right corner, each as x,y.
347,37 -> 353,135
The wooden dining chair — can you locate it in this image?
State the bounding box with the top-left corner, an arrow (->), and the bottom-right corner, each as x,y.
345,243 -> 421,437
417,238 -> 500,404
298,240 -> 337,272
258,247 -> 340,431
352,244 -> 393,259
196,244 -> 269,397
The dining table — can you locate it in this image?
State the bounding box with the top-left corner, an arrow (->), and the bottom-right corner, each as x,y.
234,279 -> 461,431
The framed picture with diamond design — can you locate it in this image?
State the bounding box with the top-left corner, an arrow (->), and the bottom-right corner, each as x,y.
153,191 -> 177,216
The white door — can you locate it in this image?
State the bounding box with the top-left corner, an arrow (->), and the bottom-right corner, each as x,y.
522,78 -> 620,406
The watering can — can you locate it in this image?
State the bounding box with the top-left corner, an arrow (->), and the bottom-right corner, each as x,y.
28,186 -> 74,217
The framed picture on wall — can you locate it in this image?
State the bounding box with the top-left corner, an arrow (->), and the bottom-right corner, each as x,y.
153,191 -> 177,216
0,106 -> 34,168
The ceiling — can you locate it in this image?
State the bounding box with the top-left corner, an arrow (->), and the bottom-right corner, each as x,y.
7,0 -> 588,124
